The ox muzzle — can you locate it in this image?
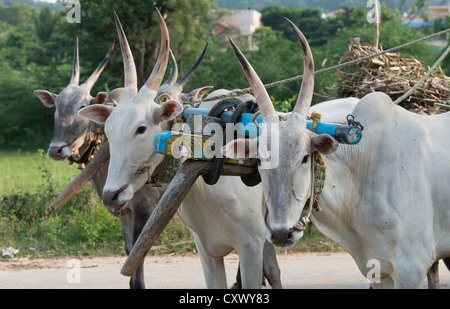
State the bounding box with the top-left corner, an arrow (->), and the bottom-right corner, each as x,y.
101,184 -> 133,215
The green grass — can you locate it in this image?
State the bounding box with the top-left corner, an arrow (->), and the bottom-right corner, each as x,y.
0,149 -> 340,259
0,149 -> 194,258
0,149 -> 79,196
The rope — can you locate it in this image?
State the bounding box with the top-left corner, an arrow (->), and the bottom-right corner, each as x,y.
309,111 -> 322,133
394,44 -> 450,105
189,29 -> 450,105
293,112 -> 326,232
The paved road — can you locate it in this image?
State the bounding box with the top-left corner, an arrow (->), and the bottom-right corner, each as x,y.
1,252 -> 449,289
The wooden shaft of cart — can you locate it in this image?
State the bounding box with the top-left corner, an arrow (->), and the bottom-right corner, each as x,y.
120,159 -> 257,277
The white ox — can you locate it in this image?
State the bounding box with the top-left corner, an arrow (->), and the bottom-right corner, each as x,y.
223,19 -> 450,288
78,12 -> 282,289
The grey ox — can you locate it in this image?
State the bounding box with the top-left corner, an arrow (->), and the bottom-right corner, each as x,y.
223,18 -> 450,288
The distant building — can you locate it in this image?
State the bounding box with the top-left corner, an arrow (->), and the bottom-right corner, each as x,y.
401,0 -> 449,51
214,9 -> 262,50
402,0 -> 449,27
428,0 -> 450,18
321,9 -> 345,19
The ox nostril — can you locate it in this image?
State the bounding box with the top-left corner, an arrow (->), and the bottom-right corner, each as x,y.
48,147 -> 65,160
102,186 -> 127,208
271,229 -> 293,245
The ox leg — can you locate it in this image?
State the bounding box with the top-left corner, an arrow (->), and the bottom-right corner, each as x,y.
231,265 -> 242,289
392,261 -> 426,289
427,261 -> 440,289
118,213 -> 141,288
231,241 -> 282,289
236,241 -> 264,289
262,240 -> 282,289
194,235 -> 227,289
128,185 -> 160,289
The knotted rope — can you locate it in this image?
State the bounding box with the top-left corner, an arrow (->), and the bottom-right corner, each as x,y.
293,111 -> 326,232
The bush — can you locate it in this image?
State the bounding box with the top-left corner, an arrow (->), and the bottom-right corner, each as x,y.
0,151 -> 125,257
0,150 -> 196,257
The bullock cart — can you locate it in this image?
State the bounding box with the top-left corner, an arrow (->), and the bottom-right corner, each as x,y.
116,101 -> 363,277
49,29 -> 449,283
119,36 -> 450,278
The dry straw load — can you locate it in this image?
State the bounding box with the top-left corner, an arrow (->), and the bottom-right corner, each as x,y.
326,39 -> 450,115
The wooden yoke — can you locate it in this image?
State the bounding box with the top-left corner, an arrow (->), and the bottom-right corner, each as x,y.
50,140 -> 110,211
120,159 -> 257,277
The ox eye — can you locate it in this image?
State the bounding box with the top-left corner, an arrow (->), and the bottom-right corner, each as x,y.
301,155 -> 309,164
158,94 -> 171,105
135,126 -> 147,135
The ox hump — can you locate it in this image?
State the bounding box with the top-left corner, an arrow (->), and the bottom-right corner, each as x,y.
353,92 -> 396,123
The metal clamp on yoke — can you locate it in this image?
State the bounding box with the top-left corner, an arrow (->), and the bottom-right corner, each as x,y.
202,98 -> 260,186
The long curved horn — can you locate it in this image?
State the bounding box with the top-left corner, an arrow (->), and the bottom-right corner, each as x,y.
165,49 -> 178,85
228,38 -> 276,120
144,8 -> 170,91
114,12 -> 138,91
285,18 -> 315,117
176,43 -> 208,88
83,40 -> 115,90
70,38 -> 80,85
50,140 -> 110,211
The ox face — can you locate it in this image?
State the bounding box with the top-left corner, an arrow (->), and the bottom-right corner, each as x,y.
82,92 -> 181,210
222,20 -> 338,247
78,11 -> 183,212
34,39 -> 114,162
80,12 -> 211,212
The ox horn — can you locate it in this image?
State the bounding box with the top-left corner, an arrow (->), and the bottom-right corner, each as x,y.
165,49 -> 178,85
176,43 -> 208,88
114,12 -> 138,92
285,18 -> 315,117
228,38 -> 277,121
83,40 -> 116,90
70,38 -> 80,85
144,8 -> 170,91
50,141 -> 110,211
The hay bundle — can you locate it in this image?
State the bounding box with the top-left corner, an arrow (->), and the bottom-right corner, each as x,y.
327,40 -> 450,115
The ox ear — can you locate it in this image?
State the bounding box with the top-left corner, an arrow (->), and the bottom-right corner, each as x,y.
94,91 -> 110,105
221,138 -> 258,159
181,86 -> 214,102
311,133 -> 339,155
153,100 -> 183,124
78,104 -> 114,124
34,90 -> 57,108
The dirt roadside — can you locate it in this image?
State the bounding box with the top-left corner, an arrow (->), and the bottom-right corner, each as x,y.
0,252 -> 449,289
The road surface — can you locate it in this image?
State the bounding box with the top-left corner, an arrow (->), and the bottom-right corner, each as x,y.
1,252 -> 449,289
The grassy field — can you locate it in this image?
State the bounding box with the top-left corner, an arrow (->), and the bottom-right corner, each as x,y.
0,150 -> 79,196
0,149 -> 341,258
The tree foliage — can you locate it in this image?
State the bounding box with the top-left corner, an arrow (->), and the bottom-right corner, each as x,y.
215,0 -> 421,13
0,1 -> 442,150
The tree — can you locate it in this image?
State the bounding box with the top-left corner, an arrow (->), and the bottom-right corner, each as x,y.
261,6 -> 332,47
33,6 -> 59,43
165,0 -> 216,75
60,0 -> 217,88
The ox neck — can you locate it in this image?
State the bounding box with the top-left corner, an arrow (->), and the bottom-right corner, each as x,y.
309,142 -> 366,256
